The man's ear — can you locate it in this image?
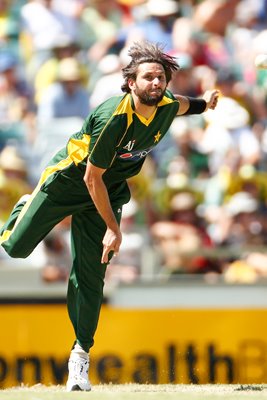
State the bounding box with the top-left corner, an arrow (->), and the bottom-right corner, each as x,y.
128,78 -> 135,90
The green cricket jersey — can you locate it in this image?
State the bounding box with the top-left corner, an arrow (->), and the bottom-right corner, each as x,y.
67,90 -> 179,189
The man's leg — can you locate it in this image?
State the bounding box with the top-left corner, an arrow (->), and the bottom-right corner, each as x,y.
0,190 -> 73,258
66,204 -> 122,391
0,149 -> 87,258
0,195 -> 31,246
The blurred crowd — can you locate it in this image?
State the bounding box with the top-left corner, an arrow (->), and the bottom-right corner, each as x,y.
1,0 -> 267,290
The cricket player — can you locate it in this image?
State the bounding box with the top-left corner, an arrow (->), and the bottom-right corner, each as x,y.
0,41 -> 219,391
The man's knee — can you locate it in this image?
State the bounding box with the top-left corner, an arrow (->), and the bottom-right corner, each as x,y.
2,242 -> 29,259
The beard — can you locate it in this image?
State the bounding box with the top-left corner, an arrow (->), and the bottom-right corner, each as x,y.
134,85 -> 166,106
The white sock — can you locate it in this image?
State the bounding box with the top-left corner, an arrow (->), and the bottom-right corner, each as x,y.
70,343 -> 89,360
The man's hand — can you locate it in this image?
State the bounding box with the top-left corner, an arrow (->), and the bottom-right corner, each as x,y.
101,227 -> 122,264
175,90 -> 220,115
203,89 -> 220,110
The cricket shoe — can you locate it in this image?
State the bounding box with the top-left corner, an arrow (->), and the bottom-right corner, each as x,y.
66,351 -> 91,391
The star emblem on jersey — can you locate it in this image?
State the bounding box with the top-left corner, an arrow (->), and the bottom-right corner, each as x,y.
154,131 -> 161,143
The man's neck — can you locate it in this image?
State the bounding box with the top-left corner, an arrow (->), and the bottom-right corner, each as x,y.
131,94 -> 157,119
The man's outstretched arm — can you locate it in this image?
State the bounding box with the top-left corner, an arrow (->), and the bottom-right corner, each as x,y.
175,89 -> 220,115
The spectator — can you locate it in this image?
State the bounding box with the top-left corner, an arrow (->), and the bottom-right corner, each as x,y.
37,56 -> 90,122
53,0 -> 86,18
89,53 -> 123,109
171,17 -> 210,68
41,216 -> 72,283
169,52 -> 198,97
202,97 -> 261,174
223,249 -> 267,285
193,0 -> 241,36
31,57 -> 89,182
150,191 -> 220,277
80,0 -> 125,62
104,198 -> 148,294
20,0 -> 82,81
0,50 -> 35,149
0,145 -> 32,224
222,191 -> 267,247
121,0 -> 179,53
166,115 -> 208,180
34,34 -> 89,104
0,0 -> 23,55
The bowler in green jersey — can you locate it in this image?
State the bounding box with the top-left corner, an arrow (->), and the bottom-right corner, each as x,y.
0,41 -> 219,391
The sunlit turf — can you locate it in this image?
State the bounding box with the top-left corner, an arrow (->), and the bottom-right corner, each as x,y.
0,384 -> 267,400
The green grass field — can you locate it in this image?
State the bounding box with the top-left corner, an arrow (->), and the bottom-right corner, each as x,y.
0,384 -> 267,400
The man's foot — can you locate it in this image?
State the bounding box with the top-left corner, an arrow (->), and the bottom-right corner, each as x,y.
66,346 -> 91,392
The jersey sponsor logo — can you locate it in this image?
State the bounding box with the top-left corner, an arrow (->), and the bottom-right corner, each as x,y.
120,153 -> 133,159
117,146 -> 153,161
123,140 -> 136,151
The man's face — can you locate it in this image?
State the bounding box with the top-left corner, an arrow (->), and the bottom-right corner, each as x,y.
129,62 -> 167,106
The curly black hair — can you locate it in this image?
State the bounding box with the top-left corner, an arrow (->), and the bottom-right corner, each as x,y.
121,41 -> 179,93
